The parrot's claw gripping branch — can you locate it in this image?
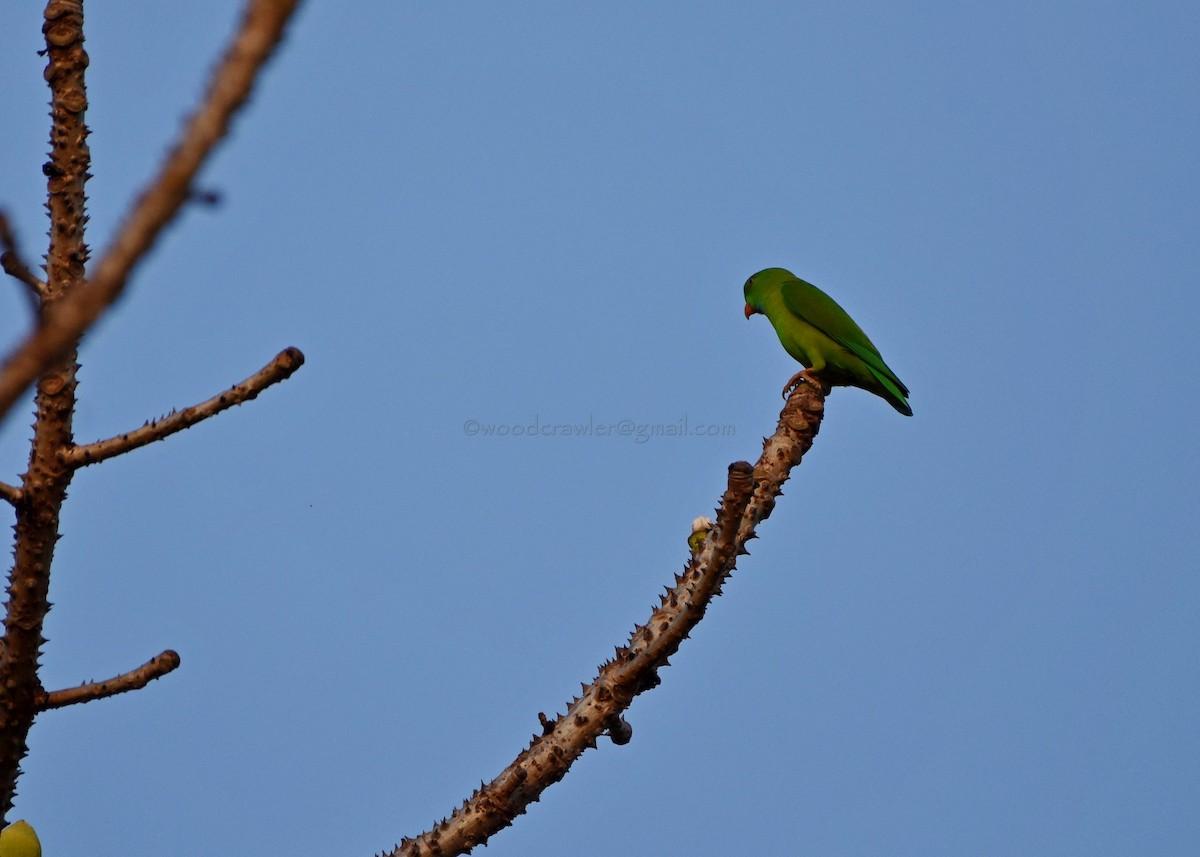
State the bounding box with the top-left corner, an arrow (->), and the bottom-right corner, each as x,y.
781,368 -> 827,401
388,382 -> 825,857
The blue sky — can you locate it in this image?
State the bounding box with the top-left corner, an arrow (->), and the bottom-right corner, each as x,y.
1,1 -> 1198,854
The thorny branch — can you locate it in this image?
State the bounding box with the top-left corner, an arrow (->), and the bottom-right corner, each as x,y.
0,0 -> 306,823
388,382 -> 826,857
64,347 -> 305,468
0,0 -> 304,424
3,0 -> 835,851
0,0 -> 92,819
37,650 -> 181,711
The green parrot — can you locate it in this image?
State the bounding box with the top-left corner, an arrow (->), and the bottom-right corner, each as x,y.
0,820 -> 41,857
743,267 -> 912,416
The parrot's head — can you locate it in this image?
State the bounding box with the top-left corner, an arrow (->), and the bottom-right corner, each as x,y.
744,267 -> 792,319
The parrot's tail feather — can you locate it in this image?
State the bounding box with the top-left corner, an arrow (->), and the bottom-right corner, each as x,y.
868,366 -> 913,416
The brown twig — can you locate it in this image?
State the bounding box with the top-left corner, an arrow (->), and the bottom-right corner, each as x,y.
36,650 -> 181,711
0,213 -> 46,307
388,382 -> 826,857
64,347 -> 304,468
0,484 -> 20,507
0,0 -> 304,424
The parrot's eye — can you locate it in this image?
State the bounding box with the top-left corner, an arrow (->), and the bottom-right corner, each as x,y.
743,276 -> 753,294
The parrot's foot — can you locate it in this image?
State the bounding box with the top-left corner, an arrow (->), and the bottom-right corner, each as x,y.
782,369 -> 825,400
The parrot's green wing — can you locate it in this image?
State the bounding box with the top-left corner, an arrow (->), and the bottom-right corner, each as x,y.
778,277 -> 910,400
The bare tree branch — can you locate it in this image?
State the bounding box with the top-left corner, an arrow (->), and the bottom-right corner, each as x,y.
36,650 -> 181,711
389,383 -> 826,857
64,347 -> 304,468
0,213 -> 46,306
0,0 -> 91,819
0,484 -> 21,507
0,0 -> 304,424
2,0 -> 304,821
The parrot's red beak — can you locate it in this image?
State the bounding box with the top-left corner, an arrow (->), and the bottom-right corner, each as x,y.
744,303 -> 757,320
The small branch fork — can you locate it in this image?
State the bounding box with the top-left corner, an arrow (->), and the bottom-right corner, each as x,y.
0,0 -> 305,821
388,382 -> 827,857
2,348 -> 304,498
64,347 -> 304,469
36,650 -> 181,711
0,0 -> 304,425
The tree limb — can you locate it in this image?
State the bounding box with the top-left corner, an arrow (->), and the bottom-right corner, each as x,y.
36,650 -> 181,711
388,382 -> 826,857
0,0 -> 90,819
0,213 -> 46,307
0,0 -> 304,424
0,484 -> 20,507
64,347 -> 304,468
